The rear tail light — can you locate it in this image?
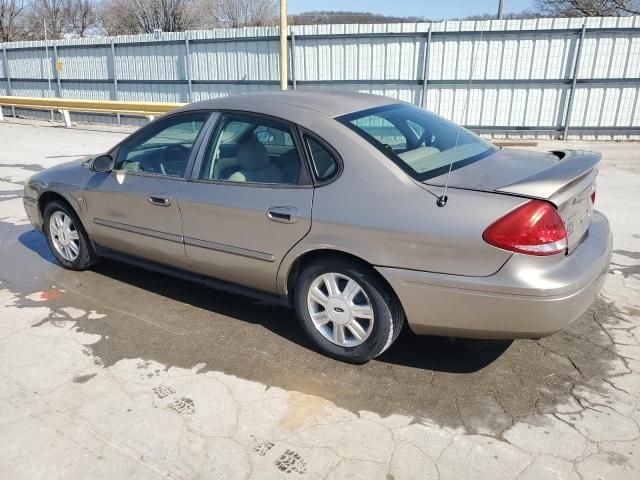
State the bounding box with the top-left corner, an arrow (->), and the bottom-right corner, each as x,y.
591,183 -> 596,204
483,200 -> 567,256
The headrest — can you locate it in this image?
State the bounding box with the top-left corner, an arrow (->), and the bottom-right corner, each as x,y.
237,140 -> 270,170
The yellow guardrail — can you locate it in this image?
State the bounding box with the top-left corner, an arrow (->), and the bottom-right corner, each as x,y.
0,96 -> 185,125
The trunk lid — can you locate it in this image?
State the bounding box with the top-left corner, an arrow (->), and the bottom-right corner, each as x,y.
426,148 -> 600,253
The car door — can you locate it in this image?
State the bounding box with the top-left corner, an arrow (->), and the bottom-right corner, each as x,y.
83,111 -> 211,269
178,112 -> 314,293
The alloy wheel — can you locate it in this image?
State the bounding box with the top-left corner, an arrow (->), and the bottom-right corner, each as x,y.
49,211 -> 80,262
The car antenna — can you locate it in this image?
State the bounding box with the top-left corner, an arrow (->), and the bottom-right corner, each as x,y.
437,26 -> 485,208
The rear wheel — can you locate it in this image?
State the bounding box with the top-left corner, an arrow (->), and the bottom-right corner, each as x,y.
43,200 -> 96,270
294,258 -> 404,363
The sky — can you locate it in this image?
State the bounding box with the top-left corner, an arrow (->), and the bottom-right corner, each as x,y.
287,0 -> 535,20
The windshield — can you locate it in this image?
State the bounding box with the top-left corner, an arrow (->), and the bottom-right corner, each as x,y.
338,103 -> 498,181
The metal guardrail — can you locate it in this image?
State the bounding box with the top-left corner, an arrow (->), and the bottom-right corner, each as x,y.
0,96 -> 184,125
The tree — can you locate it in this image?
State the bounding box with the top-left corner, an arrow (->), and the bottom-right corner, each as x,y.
0,0 -> 24,41
98,0 -> 276,35
99,0 -> 201,34
64,0 -> 97,36
211,0 -> 277,28
131,0 -> 199,32
99,0 -> 140,34
23,0 -> 67,38
534,0 -> 640,16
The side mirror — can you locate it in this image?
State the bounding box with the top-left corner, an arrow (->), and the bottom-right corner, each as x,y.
91,154 -> 114,173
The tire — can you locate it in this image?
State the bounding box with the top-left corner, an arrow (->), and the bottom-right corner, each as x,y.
294,258 -> 404,363
43,200 -> 97,271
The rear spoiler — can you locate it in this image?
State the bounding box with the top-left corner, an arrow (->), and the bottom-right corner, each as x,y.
495,150 -> 601,199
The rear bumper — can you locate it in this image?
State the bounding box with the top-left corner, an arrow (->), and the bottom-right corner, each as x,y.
376,211 -> 612,339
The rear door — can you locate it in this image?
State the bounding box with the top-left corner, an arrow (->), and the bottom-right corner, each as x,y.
83,112 -> 210,268
178,113 -> 314,293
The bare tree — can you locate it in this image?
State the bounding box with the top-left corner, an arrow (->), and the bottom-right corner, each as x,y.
534,0 -> 640,16
133,0 -> 199,32
99,0 -> 200,34
211,0 -> 277,28
0,0 -> 24,41
64,0 -> 97,36
23,0 -> 67,38
99,0 -> 140,34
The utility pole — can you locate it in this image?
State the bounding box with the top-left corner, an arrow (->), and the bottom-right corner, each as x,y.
497,0 -> 504,19
44,20 -> 52,97
43,20 -> 54,121
279,0 -> 288,91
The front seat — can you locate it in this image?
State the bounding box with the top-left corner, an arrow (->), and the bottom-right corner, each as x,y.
227,140 -> 282,184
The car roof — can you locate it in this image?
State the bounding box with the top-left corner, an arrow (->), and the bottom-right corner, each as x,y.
178,90 -> 399,118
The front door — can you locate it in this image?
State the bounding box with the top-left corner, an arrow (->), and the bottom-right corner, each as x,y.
83,112 -> 210,268
178,113 -> 314,293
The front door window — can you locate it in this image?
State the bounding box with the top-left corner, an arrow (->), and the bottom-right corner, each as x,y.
116,113 -> 209,177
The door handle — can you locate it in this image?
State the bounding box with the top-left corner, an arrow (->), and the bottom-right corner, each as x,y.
148,194 -> 172,207
267,206 -> 300,224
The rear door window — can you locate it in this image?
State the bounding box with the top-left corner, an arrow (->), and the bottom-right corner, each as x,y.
200,114 -> 303,185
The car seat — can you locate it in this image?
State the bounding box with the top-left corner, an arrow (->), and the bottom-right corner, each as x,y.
227,140 -> 283,184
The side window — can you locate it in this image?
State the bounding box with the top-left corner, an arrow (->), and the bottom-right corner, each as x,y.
200,114 -> 302,185
304,135 -> 338,181
115,113 -> 208,177
352,115 -> 407,153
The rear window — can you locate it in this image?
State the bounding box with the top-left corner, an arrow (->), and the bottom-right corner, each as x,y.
338,104 -> 497,182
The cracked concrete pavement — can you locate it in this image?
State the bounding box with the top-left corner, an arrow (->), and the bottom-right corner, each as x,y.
0,118 -> 639,479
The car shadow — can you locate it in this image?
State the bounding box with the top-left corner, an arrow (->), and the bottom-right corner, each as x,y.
18,229 -> 58,265
87,257 -> 510,374
18,228 -> 510,373
378,330 -> 512,373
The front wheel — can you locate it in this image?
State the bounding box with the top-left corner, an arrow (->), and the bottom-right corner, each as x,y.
43,200 -> 97,270
294,259 -> 404,363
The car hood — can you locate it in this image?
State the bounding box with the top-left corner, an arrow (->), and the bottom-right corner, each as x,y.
25,157 -> 92,199
53,156 -> 93,170
425,148 -> 601,200
37,157 -> 92,177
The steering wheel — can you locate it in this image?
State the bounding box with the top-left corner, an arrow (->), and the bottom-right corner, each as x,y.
159,144 -> 190,176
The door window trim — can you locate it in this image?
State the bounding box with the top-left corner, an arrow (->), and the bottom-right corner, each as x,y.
108,110 -> 214,180
187,109 -> 314,189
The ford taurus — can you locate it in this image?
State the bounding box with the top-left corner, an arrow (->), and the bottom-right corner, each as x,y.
23,91 -> 612,363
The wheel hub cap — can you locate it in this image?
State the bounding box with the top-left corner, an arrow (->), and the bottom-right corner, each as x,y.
307,272 -> 375,348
